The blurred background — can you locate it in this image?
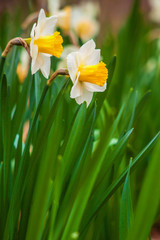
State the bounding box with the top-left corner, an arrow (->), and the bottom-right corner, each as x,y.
0,0 -> 150,34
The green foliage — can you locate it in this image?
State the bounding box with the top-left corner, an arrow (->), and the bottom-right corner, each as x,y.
119,160 -> 133,240
0,0 -> 160,239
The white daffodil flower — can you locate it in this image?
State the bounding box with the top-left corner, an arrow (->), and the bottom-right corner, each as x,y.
48,0 -> 71,32
48,1 -> 99,39
149,0 -> 160,23
26,9 -> 63,78
71,3 -> 99,42
67,39 -> 108,107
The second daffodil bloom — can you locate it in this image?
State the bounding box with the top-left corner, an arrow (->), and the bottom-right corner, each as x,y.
71,2 -> 99,42
149,0 -> 160,23
67,39 -> 108,107
48,0 -> 71,33
26,9 -> 63,78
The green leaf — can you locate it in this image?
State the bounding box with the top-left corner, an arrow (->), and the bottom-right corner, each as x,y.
79,128 -> 133,235
25,98 -> 64,240
61,103 -> 86,185
127,139 -> 160,240
11,75 -> 32,149
3,81 -> 64,239
53,105 -> 96,239
0,57 -> 5,80
1,74 -> 11,209
80,131 -> 160,235
60,103 -> 124,240
119,159 -> 133,240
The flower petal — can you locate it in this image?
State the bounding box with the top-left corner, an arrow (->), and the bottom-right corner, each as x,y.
70,72 -> 82,98
39,53 -> 51,78
85,49 -> 100,65
79,39 -> 99,65
75,87 -> 93,107
67,52 -> 80,83
30,39 -> 38,59
83,82 -> 107,92
35,10 -> 57,38
31,57 -> 40,75
37,9 -> 46,25
31,50 -> 44,75
30,23 -> 36,38
40,16 -> 57,36
79,39 -> 95,56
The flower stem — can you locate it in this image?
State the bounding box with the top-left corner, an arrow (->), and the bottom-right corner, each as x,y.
47,68 -> 69,86
1,37 -> 30,58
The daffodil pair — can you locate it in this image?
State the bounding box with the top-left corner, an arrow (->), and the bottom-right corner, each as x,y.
24,9 -> 108,107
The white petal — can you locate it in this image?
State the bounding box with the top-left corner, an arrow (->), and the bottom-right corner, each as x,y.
40,15 -> 57,36
30,40 -> 38,59
31,60 -> 39,75
39,53 -> 51,78
31,52 -> 44,75
85,49 -> 100,65
30,23 -> 36,38
79,39 -> 96,56
83,82 -> 107,92
75,87 -> 93,107
37,9 -> 46,25
67,52 -> 80,83
61,45 -> 79,58
79,39 -> 99,65
35,9 -> 57,38
70,72 -> 82,98
31,58 -> 40,75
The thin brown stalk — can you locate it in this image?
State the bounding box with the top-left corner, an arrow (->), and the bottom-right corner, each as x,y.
47,69 -> 69,86
1,37 -> 31,58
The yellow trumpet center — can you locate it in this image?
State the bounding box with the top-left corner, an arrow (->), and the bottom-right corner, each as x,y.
34,31 -> 63,58
78,61 -> 108,87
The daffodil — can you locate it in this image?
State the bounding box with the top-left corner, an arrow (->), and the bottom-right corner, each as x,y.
71,2 -> 99,42
149,0 -> 160,23
48,1 -> 99,40
67,39 -> 108,107
48,0 -> 71,32
25,9 -> 63,78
